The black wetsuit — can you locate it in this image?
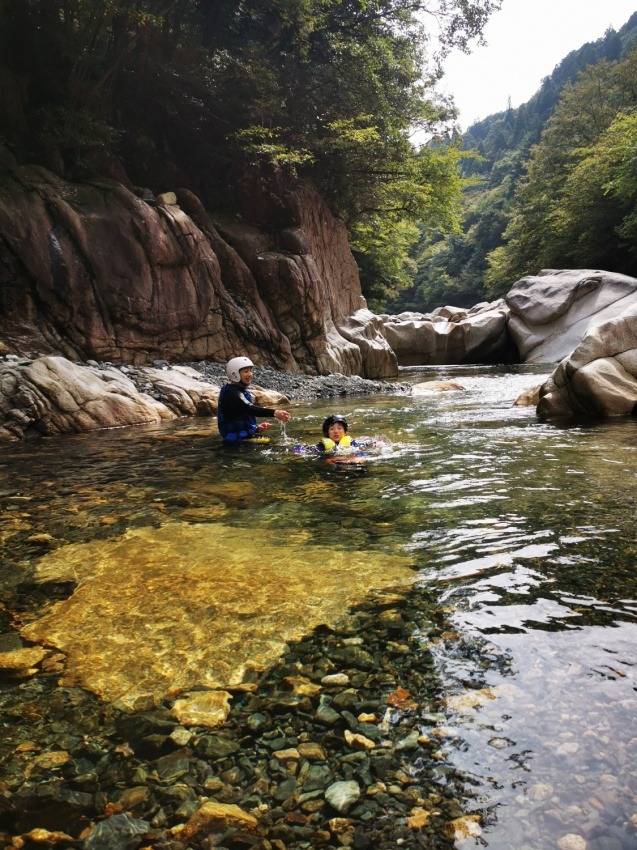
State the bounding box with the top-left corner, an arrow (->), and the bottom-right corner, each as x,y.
217,382 -> 275,441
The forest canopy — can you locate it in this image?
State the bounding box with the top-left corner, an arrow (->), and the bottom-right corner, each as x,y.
485,47 -> 637,291
0,0 -> 500,308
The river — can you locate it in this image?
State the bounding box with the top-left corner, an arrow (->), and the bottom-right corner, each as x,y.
1,365 -> 635,848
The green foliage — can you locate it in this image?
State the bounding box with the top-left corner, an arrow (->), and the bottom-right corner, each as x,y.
485,49 -> 637,293
232,127 -> 314,169
350,143 -> 465,309
394,13 -> 637,312
0,0 -> 502,304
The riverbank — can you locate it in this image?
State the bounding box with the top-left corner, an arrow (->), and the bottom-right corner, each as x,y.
0,354 -> 411,441
185,361 -> 411,401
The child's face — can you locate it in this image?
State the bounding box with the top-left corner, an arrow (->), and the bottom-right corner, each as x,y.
328,422 -> 346,441
238,366 -> 253,384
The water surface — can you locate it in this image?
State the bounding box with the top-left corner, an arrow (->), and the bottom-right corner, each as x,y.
1,365 -> 635,848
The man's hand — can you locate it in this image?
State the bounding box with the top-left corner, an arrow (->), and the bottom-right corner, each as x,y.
274,410 -> 291,423
257,422 -> 271,432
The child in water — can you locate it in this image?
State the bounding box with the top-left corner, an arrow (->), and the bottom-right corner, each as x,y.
292,414 -> 380,461
316,415 -> 360,455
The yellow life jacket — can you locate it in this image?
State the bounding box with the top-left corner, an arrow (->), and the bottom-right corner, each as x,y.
321,435 -> 354,454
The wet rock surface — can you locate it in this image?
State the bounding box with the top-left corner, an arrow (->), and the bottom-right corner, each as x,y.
537,306 -> 637,419
0,355 -> 409,440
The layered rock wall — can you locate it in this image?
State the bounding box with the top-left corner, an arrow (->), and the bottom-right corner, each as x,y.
0,161 -> 395,378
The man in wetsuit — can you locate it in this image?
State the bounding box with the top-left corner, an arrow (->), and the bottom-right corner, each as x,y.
217,356 -> 291,442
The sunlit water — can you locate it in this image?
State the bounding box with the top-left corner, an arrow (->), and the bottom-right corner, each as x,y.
1,364 -> 636,848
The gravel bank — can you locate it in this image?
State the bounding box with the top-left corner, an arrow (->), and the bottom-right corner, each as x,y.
185,361 -> 411,401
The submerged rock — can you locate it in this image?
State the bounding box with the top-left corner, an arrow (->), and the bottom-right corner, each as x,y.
412,380 -> 465,394
557,834 -> 588,850
325,780 -> 361,813
179,801 -> 258,840
21,522 -> 413,708
171,691 -> 233,728
0,646 -> 48,675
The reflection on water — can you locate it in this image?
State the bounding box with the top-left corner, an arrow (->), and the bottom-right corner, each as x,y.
1,364 -> 636,848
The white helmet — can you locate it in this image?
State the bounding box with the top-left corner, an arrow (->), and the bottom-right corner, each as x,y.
225,356 -> 254,383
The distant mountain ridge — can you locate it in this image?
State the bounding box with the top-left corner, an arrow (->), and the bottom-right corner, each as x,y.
463,11 -> 637,174
391,11 -> 637,313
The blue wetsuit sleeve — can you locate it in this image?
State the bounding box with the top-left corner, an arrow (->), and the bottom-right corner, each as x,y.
223,384 -> 274,418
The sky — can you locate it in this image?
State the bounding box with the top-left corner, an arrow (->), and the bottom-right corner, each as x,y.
437,0 -> 637,129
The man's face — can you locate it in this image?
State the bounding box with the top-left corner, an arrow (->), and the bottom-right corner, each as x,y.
238,366 -> 253,385
328,422 -> 346,441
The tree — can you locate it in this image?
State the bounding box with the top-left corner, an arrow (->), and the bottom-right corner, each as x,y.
0,0 -> 501,303
485,48 -> 637,293
402,15 -> 637,310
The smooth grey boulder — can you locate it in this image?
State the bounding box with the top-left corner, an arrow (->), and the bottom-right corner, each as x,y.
506,269 -> 637,363
0,356 -> 278,440
337,308 -> 399,379
537,307 -> 637,418
382,300 -> 510,366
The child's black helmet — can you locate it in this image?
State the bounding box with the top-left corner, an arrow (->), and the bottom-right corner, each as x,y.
322,414 -> 348,437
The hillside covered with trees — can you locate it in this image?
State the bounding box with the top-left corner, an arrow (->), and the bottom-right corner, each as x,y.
391,11 -> 637,312
0,0 -> 502,310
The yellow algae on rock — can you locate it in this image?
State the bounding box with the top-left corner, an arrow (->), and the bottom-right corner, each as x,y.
445,815 -> 482,841
21,828 -> 75,844
0,646 -> 48,674
26,751 -> 71,776
171,690 -> 232,728
407,807 -> 431,829
297,742 -> 327,761
179,801 -> 258,840
445,688 -> 496,713
21,522 -> 413,709
344,730 -> 376,751
283,675 -> 322,697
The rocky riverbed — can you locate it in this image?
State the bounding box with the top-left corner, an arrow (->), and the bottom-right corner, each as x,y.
2,367 -> 636,850
1,580 -> 474,850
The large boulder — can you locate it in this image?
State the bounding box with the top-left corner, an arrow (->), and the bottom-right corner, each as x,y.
506,269 -> 637,363
337,309 -> 398,379
537,308 -> 637,419
0,164 -> 368,376
0,356 -> 223,440
381,300 -> 511,366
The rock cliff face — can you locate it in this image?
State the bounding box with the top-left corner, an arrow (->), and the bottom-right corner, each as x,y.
0,160 -> 395,378
506,269 -> 637,363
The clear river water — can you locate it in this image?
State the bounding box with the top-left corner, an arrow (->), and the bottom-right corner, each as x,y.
1,365 -> 636,848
